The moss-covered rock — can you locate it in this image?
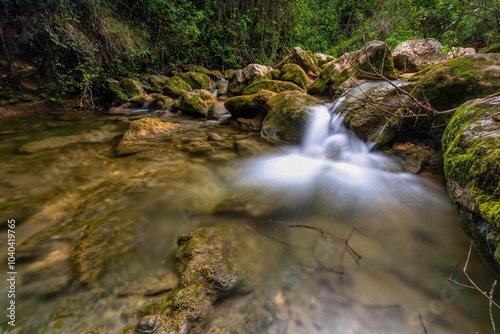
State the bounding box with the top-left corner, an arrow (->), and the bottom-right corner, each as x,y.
308,41 -> 396,96
121,78 -> 145,98
411,54 -> 500,111
148,75 -> 169,92
442,93 -> 500,275
162,76 -> 192,98
177,89 -> 217,118
276,46 -> 320,76
261,90 -> 323,143
224,90 -> 275,119
177,71 -> 212,90
242,79 -> 305,95
314,53 -> 335,68
279,63 -> 312,89
116,118 -> 181,155
227,64 -> 273,97
107,79 -> 129,102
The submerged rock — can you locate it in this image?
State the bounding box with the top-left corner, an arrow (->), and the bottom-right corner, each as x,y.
131,225 -> 285,334
116,118 -> 181,155
442,93 -> 500,275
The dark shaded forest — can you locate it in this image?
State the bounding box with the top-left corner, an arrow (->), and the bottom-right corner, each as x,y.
1,0 -> 499,96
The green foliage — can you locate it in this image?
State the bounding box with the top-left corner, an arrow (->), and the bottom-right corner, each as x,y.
1,0 -> 498,101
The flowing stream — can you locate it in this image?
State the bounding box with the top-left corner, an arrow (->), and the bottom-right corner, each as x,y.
0,101 -> 498,333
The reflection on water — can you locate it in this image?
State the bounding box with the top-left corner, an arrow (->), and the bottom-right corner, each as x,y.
0,109 -> 498,333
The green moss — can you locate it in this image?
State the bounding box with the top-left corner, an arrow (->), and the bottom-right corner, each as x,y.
149,94 -> 174,110
177,89 -> 217,117
177,71 -> 212,90
224,90 -> 275,119
479,43 -> 500,54
107,79 -> 128,101
443,94 -> 500,225
162,76 -> 192,98
242,79 -> 305,95
279,63 -> 311,89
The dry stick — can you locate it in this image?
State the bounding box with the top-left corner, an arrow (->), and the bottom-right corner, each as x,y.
419,314 -> 428,334
448,242 -> 499,333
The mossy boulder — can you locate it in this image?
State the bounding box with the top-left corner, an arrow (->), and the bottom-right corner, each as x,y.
442,93 -> 500,275
227,64 -> 273,97
308,41 -> 396,96
411,54 -> 500,111
177,71 -> 212,90
116,118 -> 181,155
224,90 -> 276,119
261,90 -> 323,143
279,63 -> 312,89
162,76 -> 192,98
121,78 -> 145,98
276,46 -> 320,76
242,79 -> 305,95
148,75 -> 169,92
314,53 -> 336,68
177,89 -> 217,118
107,79 -> 129,102
392,53 -> 500,144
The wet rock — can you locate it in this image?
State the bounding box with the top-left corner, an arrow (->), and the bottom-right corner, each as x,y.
261,90 -> 323,143
308,41 -> 396,96
343,81 -> 414,147
148,95 -> 174,110
392,38 -> 444,72
224,90 -> 275,119
227,64 -> 274,97
233,118 -> 263,131
116,118 -> 181,155
177,89 -> 217,118
390,142 -> 433,173
279,63 -> 313,90
243,79 -> 305,95
276,46 -> 320,77
442,93 -> 500,275
207,133 -> 222,141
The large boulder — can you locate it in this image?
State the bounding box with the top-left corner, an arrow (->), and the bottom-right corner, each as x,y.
261,90 -> 323,143
227,64 -> 273,97
308,41 -> 397,96
224,90 -> 276,119
392,38 -> 444,72
276,46 -> 320,77
442,93 -> 500,275
177,89 -> 217,118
